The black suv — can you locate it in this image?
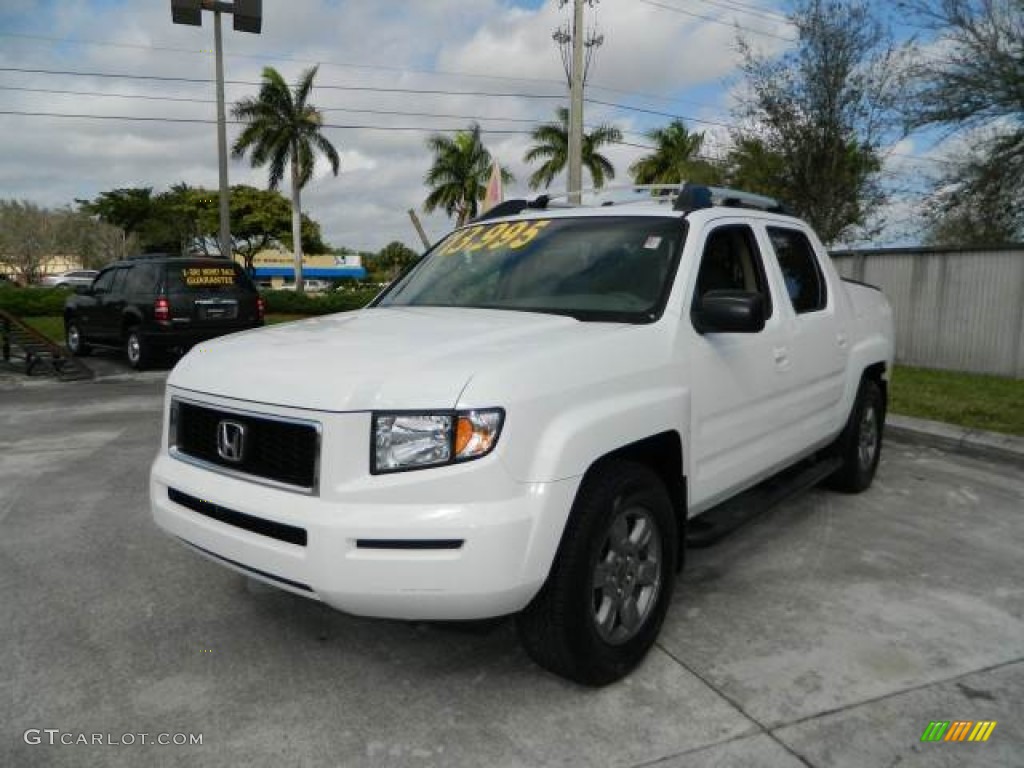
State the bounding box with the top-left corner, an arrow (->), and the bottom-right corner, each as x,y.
64,256 -> 264,370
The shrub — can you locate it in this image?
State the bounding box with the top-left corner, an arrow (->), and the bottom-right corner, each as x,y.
261,287 -> 380,316
0,285 -> 74,317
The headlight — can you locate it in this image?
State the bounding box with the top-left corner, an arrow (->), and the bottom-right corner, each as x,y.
372,409 -> 504,474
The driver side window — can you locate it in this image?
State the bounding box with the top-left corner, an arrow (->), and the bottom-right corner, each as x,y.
692,225 -> 773,319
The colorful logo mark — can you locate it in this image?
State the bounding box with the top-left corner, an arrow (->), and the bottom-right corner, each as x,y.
920,721 -> 997,742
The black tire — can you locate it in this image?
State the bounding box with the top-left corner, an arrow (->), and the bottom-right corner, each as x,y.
516,460 -> 678,686
65,321 -> 91,357
827,377 -> 884,493
124,327 -> 152,371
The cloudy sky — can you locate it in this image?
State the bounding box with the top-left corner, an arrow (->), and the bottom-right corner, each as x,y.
0,0 -> 941,252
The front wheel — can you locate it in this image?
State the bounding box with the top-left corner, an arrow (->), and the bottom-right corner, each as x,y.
516,460 -> 678,686
65,322 -> 91,356
827,378 -> 884,493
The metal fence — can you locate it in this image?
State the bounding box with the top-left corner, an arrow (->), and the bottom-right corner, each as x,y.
831,246 -> 1024,379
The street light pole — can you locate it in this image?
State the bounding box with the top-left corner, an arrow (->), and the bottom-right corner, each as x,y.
213,9 -> 231,260
171,0 -> 262,259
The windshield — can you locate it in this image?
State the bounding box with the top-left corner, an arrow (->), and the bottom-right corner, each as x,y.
376,216 -> 684,322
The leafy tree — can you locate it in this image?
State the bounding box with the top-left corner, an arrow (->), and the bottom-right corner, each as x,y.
232,65 -> 340,293
629,120 -> 722,185
524,107 -> 622,191
921,135 -> 1024,246
733,0 -> 899,243
371,240 -> 420,281
723,136 -> 789,198
188,185 -> 326,271
79,184 -> 196,255
900,0 -> 1024,243
423,123 -> 513,226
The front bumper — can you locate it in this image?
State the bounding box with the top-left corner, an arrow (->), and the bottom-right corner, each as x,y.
149,395 -> 580,620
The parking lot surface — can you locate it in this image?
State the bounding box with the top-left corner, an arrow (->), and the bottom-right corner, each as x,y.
1,378 -> 1022,767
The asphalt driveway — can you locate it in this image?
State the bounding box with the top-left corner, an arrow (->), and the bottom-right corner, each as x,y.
1,377 -> 1021,767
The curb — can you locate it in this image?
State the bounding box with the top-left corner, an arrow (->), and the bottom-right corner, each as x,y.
885,413 -> 1024,469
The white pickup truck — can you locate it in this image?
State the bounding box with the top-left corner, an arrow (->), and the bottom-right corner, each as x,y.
150,184 -> 893,686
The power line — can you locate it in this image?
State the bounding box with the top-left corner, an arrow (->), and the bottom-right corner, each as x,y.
0,70 -> 955,169
691,0 -> 790,25
0,109 -> 537,134
0,31 -> 569,90
0,85 -> 547,125
1,30 -> 740,116
0,66 -> 565,100
586,97 -> 734,130
635,0 -> 796,42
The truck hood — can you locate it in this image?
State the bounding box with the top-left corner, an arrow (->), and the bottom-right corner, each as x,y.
168,306 -> 631,412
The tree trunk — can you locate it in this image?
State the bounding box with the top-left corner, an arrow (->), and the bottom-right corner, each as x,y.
290,153 -> 304,294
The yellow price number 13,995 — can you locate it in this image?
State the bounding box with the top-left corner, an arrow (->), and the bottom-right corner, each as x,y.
438,220 -> 551,256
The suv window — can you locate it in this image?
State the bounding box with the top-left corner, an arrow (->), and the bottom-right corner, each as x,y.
92,269 -> 117,294
124,264 -> 158,294
692,225 -> 773,319
766,227 -> 827,313
165,262 -> 255,295
109,268 -> 129,295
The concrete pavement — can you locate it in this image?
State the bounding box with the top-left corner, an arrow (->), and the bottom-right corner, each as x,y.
1,378 -> 1021,767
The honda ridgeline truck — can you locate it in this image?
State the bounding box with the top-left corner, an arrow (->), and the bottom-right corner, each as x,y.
151,184 -> 894,686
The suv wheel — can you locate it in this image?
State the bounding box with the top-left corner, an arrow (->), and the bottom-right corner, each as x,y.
65,322 -> 91,356
516,460 -> 677,686
827,377 -> 884,493
125,327 -> 151,371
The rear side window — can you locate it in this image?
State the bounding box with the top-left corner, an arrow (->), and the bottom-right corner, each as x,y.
165,262 -> 255,294
766,227 -> 827,313
692,225 -> 773,319
124,264 -> 159,294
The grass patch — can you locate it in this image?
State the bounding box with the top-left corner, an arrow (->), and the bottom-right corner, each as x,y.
890,365 -> 1024,436
22,316 -> 65,343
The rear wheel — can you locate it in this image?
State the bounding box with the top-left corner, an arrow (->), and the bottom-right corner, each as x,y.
516,460 -> 677,686
65,322 -> 90,356
125,327 -> 152,371
827,377 -> 884,493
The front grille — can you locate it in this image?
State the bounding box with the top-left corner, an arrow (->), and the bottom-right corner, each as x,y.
173,400 -> 319,491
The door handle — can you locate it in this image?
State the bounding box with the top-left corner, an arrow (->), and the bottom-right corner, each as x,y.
837,333 -> 848,348
773,346 -> 789,366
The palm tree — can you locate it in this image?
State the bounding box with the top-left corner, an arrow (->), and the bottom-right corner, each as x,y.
231,65 -> 339,293
629,119 -> 722,186
423,123 -> 513,226
524,107 -> 623,191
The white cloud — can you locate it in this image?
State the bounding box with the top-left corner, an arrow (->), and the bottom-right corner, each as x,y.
0,0 -> 861,254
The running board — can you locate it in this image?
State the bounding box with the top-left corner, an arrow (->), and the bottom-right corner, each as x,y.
686,456 -> 842,548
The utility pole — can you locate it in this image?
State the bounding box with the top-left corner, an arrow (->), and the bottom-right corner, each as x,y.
567,0 -> 585,205
555,0 -> 601,205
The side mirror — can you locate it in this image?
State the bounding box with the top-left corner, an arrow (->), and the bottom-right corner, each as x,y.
693,290 -> 765,334
75,285 -> 93,296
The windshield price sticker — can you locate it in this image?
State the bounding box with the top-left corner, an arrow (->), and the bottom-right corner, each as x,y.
182,267 -> 236,286
438,220 -> 551,256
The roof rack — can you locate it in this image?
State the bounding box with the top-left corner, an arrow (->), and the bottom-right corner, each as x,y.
470,182 -> 789,223
673,183 -> 789,214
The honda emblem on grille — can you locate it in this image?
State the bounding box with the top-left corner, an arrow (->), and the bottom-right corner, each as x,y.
216,420 -> 246,463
